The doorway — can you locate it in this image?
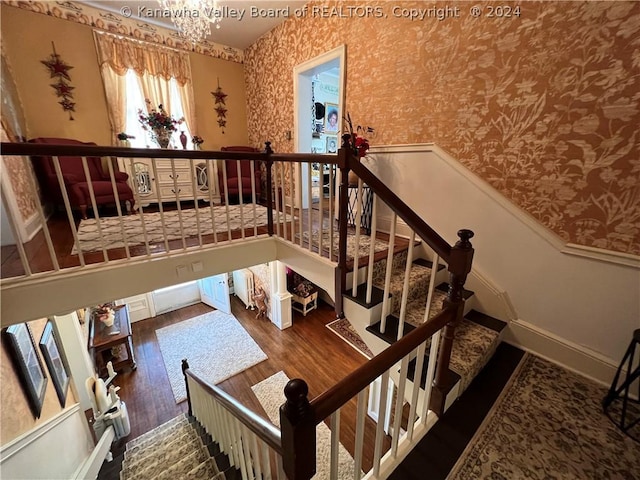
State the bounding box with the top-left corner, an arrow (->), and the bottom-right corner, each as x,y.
293,46 -> 346,210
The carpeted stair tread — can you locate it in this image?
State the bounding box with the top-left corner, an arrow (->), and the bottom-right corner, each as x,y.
180,458 -> 220,480
449,319 -> 501,392
374,262 -> 435,315
122,435 -> 203,477
124,427 -> 199,461
125,414 -> 188,449
154,447 -> 211,480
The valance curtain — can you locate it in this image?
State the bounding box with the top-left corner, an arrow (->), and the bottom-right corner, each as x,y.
93,31 -> 196,144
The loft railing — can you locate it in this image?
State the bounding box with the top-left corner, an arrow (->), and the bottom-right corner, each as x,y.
0,141 -> 342,282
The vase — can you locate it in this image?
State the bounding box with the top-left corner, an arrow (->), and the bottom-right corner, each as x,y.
151,128 -> 172,148
179,131 -> 187,149
348,171 -> 359,186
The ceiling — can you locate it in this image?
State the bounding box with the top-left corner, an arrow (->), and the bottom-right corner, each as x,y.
84,1 -> 303,49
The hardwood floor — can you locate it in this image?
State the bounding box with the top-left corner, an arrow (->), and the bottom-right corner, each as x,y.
109,295 -> 387,472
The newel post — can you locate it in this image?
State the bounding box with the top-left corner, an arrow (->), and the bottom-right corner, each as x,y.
430,229 -> 474,416
280,379 -> 316,480
335,134 -> 352,318
181,359 -> 192,417
265,142 -> 274,236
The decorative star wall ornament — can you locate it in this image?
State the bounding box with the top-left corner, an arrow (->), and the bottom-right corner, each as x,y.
215,105 -> 227,118
211,86 -> 227,104
41,42 -> 76,120
211,77 -> 227,133
51,80 -> 74,97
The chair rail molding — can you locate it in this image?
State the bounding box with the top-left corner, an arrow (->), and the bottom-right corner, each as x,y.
368,143 -> 640,269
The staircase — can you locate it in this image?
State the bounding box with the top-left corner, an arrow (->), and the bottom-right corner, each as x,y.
348,243 -> 507,406
114,414 -> 240,480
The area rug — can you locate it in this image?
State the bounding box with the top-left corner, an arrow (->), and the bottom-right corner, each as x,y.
251,371 -> 360,480
326,318 -> 374,359
447,354 -> 640,479
156,311 -> 267,403
72,204 -> 292,253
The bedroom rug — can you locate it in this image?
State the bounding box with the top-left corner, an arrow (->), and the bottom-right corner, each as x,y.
156,311 -> 267,403
447,354 -> 640,479
72,204 -> 293,253
326,318 -> 374,359
251,371 -> 360,480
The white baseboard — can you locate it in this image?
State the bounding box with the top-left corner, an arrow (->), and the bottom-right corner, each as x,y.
23,210 -> 44,242
503,319 -> 620,387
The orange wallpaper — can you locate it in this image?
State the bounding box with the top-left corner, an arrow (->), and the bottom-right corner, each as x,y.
245,1 -> 640,255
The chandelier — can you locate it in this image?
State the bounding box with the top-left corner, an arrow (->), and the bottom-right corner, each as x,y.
159,0 -> 221,44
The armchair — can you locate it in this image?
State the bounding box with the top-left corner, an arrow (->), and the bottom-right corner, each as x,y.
29,137 -> 134,219
218,146 -> 262,204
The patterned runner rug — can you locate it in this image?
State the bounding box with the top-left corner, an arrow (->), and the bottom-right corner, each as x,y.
251,371 -> 361,479
448,354 -> 640,479
156,311 -> 267,403
326,318 -> 374,359
72,204 -> 292,253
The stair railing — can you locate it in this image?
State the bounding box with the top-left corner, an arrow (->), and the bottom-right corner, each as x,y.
182,359 -> 286,480
336,134 -> 475,414
280,306 -> 456,479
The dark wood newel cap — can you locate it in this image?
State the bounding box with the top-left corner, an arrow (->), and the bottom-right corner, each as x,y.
456,229 -> 474,248
181,358 -> 189,372
341,133 -> 352,148
284,378 -> 309,401
264,141 -> 273,154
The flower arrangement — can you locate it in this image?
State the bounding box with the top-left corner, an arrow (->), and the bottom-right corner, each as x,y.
344,112 -> 374,158
138,99 -> 184,148
138,99 -> 183,132
192,135 -> 204,146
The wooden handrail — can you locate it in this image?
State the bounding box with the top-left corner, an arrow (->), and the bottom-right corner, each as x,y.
0,142 -> 340,166
184,367 -> 283,454
347,153 -> 452,263
0,141 -> 272,161
310,306 -> 456,422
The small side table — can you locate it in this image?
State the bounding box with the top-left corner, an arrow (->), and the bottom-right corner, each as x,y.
291,291 -> 318,316
603,328 -> 639,442
89,305 -> 136,376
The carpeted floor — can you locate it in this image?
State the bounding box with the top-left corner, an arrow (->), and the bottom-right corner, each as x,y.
156,311 -> 267,403
251,371 -> 361,480
448,354 -> 640,479
73,204 -> 292,253
326,318 -> 374,359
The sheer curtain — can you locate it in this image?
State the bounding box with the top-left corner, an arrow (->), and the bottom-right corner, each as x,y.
94,31 -> 196,146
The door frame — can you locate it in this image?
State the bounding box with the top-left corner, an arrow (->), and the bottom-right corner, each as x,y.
293,45 -> 347,209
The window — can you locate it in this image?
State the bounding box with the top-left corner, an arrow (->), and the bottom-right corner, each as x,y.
124,70 -> 192,149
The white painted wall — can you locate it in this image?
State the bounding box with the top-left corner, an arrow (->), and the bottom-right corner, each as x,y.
366,144 -> 639,381
0,405 -> 94,479
53,312 -> 95,412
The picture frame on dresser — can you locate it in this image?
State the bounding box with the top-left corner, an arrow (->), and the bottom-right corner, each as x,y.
39,321 -> 70,408
2,323 -> 48,418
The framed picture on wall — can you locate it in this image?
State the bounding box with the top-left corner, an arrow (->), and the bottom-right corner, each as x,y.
324,103 -> 339,134
39,321 -> 70,408
3,323 -> 48,418
326,136 -> 338,154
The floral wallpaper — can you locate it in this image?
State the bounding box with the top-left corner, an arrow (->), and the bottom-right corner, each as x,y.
1,127 -> 38,222
4,1 -> 243,63
245,1 -> 640,255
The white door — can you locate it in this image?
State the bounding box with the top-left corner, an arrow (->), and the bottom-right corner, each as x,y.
198,273 -> 231,314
